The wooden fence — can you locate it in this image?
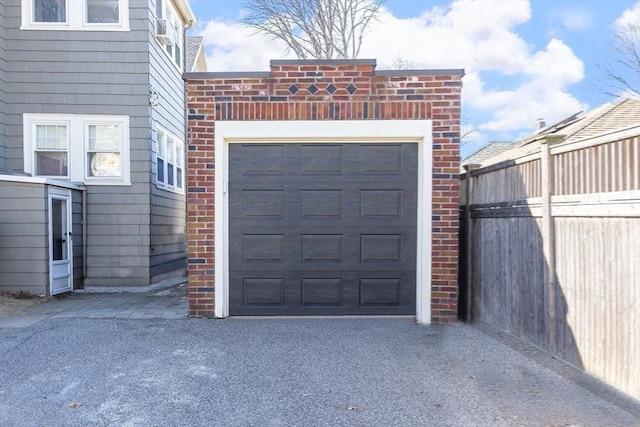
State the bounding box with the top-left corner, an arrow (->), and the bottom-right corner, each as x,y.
460,127 -> 640,401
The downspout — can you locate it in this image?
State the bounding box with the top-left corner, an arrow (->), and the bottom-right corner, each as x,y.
82,188 -> 87,287
463,163 -> 481,321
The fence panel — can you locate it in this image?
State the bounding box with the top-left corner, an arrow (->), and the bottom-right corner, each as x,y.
462,129 -> 640,400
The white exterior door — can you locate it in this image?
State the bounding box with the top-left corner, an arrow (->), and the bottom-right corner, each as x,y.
49,189 -> 72,295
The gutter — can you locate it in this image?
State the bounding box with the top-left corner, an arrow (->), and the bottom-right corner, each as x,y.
173,0 -> 197,27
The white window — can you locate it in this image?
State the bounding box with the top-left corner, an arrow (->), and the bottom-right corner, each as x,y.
24,114 -> 130,185
155,126 -> 184,193
86,123 -> 122,177
34,123 -> 69,177
22,0 -> 130,31
86,0 -> 120,24
155,0 -> 184,70
33,0 -> 66,24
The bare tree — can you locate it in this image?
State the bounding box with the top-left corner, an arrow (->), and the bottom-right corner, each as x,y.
242,0 -> 385,59
599,21 -> 640,98
391,56 -> 414,70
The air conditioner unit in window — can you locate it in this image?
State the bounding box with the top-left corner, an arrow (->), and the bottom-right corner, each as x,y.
155,19 -> 174,45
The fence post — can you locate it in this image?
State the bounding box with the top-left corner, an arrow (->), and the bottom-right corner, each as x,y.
541,135 -> 563,354
463,163 -> 481,322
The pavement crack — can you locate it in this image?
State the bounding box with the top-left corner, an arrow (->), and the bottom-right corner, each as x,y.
2,326 -> 56,355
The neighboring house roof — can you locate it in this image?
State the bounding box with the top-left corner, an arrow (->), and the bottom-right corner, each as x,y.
562,98 -> 640,142
467,98 -> 640,170
461,142 -> 515,170
186,36 -> 207,72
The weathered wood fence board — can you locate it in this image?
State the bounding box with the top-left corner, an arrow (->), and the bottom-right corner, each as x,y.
461,127 -> 640,401
553,136 -> 640,195
473,217 -> 547,349
554,217 -> 640,399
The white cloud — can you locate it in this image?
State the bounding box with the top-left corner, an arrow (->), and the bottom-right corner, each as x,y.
362,0 -> 532,74
561,12 -> 592,32
199,18 -> 295,71
196,0 -> 587,140
359,1 -> 586,134
614,1 -> 640,29
478,81 -> 586,132
549,8 -> 594,35
475,38 -> 586,132
527,39 -> 584,85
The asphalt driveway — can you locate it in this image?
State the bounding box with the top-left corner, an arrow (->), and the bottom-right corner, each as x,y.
0,317 -> 638,426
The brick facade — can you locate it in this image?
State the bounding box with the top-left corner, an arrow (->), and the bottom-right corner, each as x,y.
185,59 -> 462,323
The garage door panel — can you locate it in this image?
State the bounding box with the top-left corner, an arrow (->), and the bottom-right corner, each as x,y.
360,234 -> 401,262
242,234 -> 285,262
229,143 -> 418,316
359,144 -> 403,174
301,189 -> 343,219
241,277 -> 285,306
357,272 -> 416,309
229,271 -> 415,315
301,278 -> 343,306
229,144 -> 285,178
360,189 -> 403,219
301,234 -> 343,262
230,144 -> 418,183
300,144 -> 345,175
230,186 -> 418,225
360,278 -> 401,306
242,190 -> 285,218
231,227 -> 416,270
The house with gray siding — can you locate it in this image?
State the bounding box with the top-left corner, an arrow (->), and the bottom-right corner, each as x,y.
0,0 -> 197,296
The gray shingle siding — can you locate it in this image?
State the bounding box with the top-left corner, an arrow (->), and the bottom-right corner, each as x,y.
71,190 -> 83,290
0,182 -> 48,295
1,0 -> 187,287
148,0 -> 187,281
0,4 -> 7,172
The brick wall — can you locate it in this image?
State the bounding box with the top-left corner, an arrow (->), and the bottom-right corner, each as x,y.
186,59 -> 462,323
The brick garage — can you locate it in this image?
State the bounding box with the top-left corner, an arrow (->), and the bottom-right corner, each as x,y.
185,59 -> 462,324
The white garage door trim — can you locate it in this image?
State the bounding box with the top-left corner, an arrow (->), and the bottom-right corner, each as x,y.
214,120 -> 433,324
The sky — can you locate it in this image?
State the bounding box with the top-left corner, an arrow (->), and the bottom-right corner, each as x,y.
186,0 -> 640,157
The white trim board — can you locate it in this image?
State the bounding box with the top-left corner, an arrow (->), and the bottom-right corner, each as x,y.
214,120 -> 433,324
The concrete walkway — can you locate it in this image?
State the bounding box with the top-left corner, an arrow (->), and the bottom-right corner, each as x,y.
0,279 -> 187,328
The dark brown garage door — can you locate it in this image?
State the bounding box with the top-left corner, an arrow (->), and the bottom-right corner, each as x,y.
229,143 -> 418,315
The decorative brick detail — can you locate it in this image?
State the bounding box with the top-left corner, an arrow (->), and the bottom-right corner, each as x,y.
186,60 -> 462,323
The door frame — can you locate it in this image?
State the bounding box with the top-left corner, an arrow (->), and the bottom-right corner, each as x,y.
214,120 -> 433,323
48,187 -> 73,295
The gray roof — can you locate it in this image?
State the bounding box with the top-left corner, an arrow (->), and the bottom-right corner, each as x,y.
462,142 -> 515,168
561,98 -> 640,142
472,98 -> 640,169
186,36 -> 203,72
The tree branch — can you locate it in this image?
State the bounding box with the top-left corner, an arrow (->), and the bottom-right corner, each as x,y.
242,0 -> 385,59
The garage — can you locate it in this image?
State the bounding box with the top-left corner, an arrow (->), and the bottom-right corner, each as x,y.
185,59 -> 462,324
228,142 -> 418,315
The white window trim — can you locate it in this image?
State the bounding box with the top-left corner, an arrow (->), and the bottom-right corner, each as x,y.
24,114 -> 131,186
21,0 -> 130,31
213,120 -> 433,324
154,125 -> 185,194
30,119 -> 71,179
